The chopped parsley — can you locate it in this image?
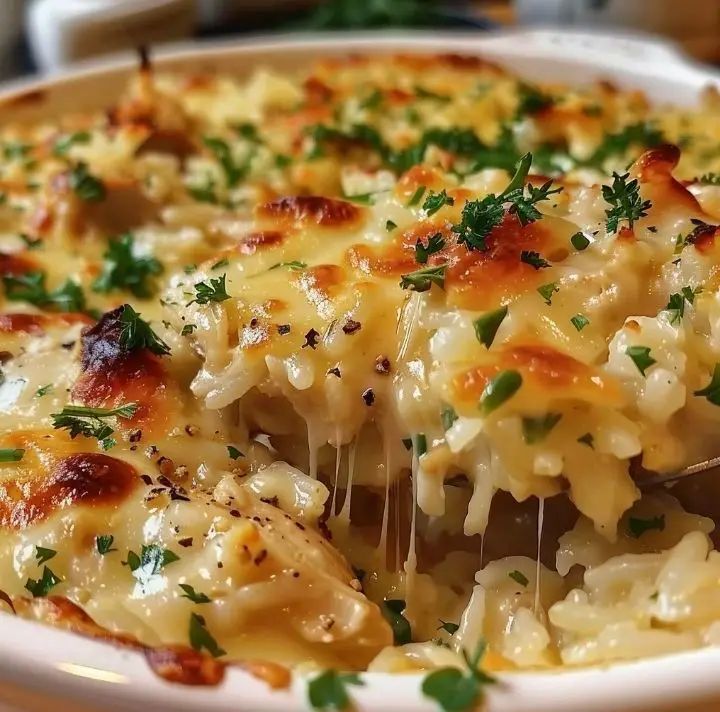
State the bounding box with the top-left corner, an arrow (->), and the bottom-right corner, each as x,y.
69,162 -> 106,202
570,314 -> 589,331
421,639 -> 496,712
35,384 -> 53,397
587,122 -> 663,169
505,179 -> 562,226
508,570 -> 529,587
187,175 -> 218,204
628,514 -> 665,539
385,220 -> 397,232
577,432 -> 594,448
570,232 -> 590,251
181,324 -> 196,336
473,305 -> 508,348
35,546 -> 56,565
227,445 -> 243,460
602,172 -> 652,233
189,275 -> 230,305
407,185 -> 427,207
25,566 -> 61,598
697,172 -> 720,185
520,250 -> 550,270
480,370 -> 522,415
694,364 -> 720,405
203,136 -> 248,187
51,403 -> 138,450
53,131 -> 91,156
453,193 -> 505,251
126,544 -> 180,589
437,620 -> 460,635
211,257 -> 229,271
2,271 -> 86,312
269,260 -> 307,271
118,304 -> 170,356
307,670 -> 364,711
400,263 -> 446,292
665,286 -> 702,324
415,233 -> 445,264
515,82 -> 554,118
188,612 -> 226,657
521,413 -> 562,444
626,345 -> 656,376
423,189 -> 454,216
93,233 -> 163,298
96,535 -> 117,555
537,281 -> 559,305
441,405 -> 458,431
179,583 -> 211,604
382,599 -> 412,645
0,448 -> 24,463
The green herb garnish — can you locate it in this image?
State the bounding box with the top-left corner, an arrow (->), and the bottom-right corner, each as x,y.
441,405 -> 458,431
51,403 -> 137,449
269,261 -> 307,271
437,620 -> 460,635
53,131 -> 91,156
694,364 -> 720,405
628,514 -> 665,538
0,448 -> 24,463
400,264 -> 446,292
189,275 -> 230,305
93,233 -> 162,298
520,250 -> 550,270
69,162 -> 106,202
626,345 -> 656,376
227,445 -> 243,460
96,535 -> 117,555
521,413 -> 561,444
382,599 -> 412,645
570,314 -> 589,332
25,566 -> 61,598
603,172 -> 651,233
188,612 -> 226,657
508,570 -> 529,587
473,305 -> 508,349
415,233 -> 445,264
570,232 -> 590,251
118,304 -> 170,356
665,286 -> 702,324
179,583 -> 211,604
480,370 -> 522,415
2,271 -> 86,312
423,189 -> 454,216
307,670 -> 364,711
203,136 -> 247,187
537,281 -> 559,305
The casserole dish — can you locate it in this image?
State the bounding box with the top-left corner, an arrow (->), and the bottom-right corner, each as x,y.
1,29 -> 720,712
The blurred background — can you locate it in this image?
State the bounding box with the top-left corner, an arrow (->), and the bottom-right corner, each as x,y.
1,0 -> 719,80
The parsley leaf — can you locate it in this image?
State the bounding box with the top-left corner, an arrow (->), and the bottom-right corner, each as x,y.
515,82 -> 554,118
452,193 -> 505,252
423,189 -> 454,216
69,162 -> 106,202
665,286 -> 702,324
520,250 -> 550,269
35,384 -> 53,397
179,583 -> 211,604
0,448 -> 24,462
506,179 -> 561,226
628,514 -> 665,538
93,233 -> 163,298
570,232 -> 590,251
521,413 -> 562,444
480,370 -> 522,415
407,185 -> 426,207
385,220 -> 397,232
53,131 -> 91,156
570,314 -> 589,331
382,599 -> 412,645
308,670 -> 364,711
415,233 -> 445,264
508,570 -> 529,587
577,432 -> 594,448
441,405 -> 458,431
697,173 -> 720,186
35,546 -> 56,565
537,281 -> 559,305
126,544 -> 180,589
51,403 -> 137,449
25,566 -> 62,598
602,172 -> 652,233
188,612 -> 226,657
189,275 -> 231,305
422,639 -> 496,712
203,136 -> 248,187
96,535 -> 117,555
473,305 -> 508,348
694,364 -> 720,405
269,261 -> 307,271
400,264 -> 446,292
587,122 -> 663,169
2,271 -> 86,312
227,445 -> 243,460
626,345 -> 656,376
117,304 -> 170,356
437,620 -> 460,635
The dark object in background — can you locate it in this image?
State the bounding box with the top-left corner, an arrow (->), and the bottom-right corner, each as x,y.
294,0 -> 493,30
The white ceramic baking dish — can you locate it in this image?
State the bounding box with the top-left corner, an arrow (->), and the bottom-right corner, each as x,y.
1,30 -> 720,712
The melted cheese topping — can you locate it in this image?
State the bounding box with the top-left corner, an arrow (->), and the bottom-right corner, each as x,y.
3,53 -> 720,678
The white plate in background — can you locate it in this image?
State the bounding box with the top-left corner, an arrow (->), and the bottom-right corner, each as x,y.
0,30 -> 720,712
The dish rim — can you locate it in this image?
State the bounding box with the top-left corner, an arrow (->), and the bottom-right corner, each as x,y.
1,29 -> 720,712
